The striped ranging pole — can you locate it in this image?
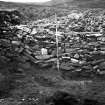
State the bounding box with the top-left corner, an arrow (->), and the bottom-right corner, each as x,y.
28,14 -> 60,71
26,16 -> 101,72
55,13 -> 60,72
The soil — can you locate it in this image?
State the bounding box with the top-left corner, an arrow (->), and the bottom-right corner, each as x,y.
0,62 -> 105,105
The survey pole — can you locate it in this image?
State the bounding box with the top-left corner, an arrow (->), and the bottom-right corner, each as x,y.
55,13 -> 60,72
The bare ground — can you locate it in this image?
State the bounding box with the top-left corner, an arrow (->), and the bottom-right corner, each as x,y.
1,63 -> 105,104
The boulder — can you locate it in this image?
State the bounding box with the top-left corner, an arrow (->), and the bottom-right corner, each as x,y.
99,62 -> 105,70
19,62 -> 31,69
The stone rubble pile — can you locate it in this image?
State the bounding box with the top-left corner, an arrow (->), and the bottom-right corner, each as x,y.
1,9 -> 105,79
60,33 -> 105,78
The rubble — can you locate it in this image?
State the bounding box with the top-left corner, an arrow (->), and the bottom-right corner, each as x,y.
1,8 -> 105,105
1,9 -> 104,79
1,8 -> 105,92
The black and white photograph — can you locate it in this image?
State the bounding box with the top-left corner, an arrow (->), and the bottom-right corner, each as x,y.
1,0 -> 105,105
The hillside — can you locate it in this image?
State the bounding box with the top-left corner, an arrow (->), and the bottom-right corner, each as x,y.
0,1 -> 70,21
0,1 -> 45,8
45,0 -> 105,8
0,0 -> 105,21
0,0 -> 105,9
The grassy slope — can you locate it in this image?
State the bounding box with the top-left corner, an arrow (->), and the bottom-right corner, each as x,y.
0,0 -> 105,21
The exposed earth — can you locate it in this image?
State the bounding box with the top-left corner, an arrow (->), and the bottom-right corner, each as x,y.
1,61 -> 105,105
